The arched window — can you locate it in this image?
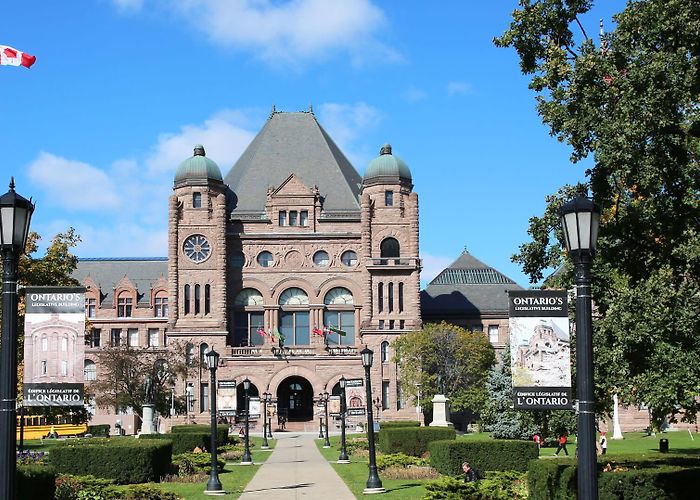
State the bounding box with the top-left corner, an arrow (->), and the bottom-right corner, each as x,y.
324,287 -> 353,305
84,360 -> 96,381
117,292 -> 133,317
380,238 -> 400,258
200,343 -> 209,365
234,288 -> 264,306
154,291 -> 168,318
186,343 -> 195,366
233,288 -> 265,347
204,284 -> 211,315
194,284 -> 201,314
184,285 -> 191,315
324,288 -> 355,346
388,283 -> 394,313
279,288 -> 310,346
381,341 -> 390,363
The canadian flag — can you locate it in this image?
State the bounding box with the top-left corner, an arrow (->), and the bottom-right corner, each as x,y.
1,45 -> 36,68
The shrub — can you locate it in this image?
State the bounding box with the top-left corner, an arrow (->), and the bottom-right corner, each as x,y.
375,453 -> 428,470
527,456 -> 700,500
424,472 -> 527,500
173,452 -> 225,476
49,438 -> 172,484
17,464 -> 55,500
16,449 -> 47,465
378,420 -> 421,429
88,424 -> 111,437
382,465 -> 440,480
429,439 -> 538,475
54,474 -> 118,500
143,426 -> 228,455
122,484 -> 182,499
171,424 -> 229,442
346,437 -> 368,455
378,427 -> 456,456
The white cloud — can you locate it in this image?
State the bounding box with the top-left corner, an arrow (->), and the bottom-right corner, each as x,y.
318,102 -> 383,167
446,81 -> 473,96
420,252 -> 453,285
402,87 -> 427,102
166,0 -> 397,66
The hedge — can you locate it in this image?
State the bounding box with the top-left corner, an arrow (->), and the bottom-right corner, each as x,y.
378,420 -> 421,430
49,438 -> 172,484
171,424 -> 229,443
18,464 -> 56,499
429,439 -> 538,475
142,429 -> 228,455
87,424 -> 110,437
528,456 -> 700,500
378,427 -> 456,456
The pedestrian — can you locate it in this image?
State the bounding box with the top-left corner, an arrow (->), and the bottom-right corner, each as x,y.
555,432 -> 569,456
533,432 -> 542,449
600,431 -> 607,455
462,462 -> 480,483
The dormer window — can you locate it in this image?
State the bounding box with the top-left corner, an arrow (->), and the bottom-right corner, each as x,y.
193,192 -> 202,208
289,211 -> 298,226
117,293 -> 133,317
300,210 -> 308,226
385,190 -> 394,206
279,211 -> 287,226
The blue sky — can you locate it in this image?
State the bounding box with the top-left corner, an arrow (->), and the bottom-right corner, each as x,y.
1,0 -> 625,287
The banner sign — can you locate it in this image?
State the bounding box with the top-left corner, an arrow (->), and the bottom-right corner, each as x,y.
217,380 -> 237,417
249,397 -> 260,418
508,290 -> 572,410
329,395 -> 342,416
23,287 -> 86,407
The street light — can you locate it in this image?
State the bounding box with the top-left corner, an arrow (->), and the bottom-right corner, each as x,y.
322,391 -> 331,448
204,349 -> 224,495
267,396 -> 273,439
338,376 -> 350,463
261,392 -> 269,449
241,378 -> 253,465
0,178 -> 34,500
361,346 -> 384,494
561,195 -> 600,500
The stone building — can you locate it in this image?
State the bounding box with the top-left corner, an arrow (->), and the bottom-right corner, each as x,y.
76,110 -> 421,431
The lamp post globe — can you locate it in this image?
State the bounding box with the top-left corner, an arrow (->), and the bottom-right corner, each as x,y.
241,378 -> 253,465
203,348 -> 224,495
560,195 -> 600,500
360,347 -> 384,494
338,376 -> 350,463
0,179 -> 34,500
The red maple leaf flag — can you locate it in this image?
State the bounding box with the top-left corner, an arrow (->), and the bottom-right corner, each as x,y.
312,327 -> 325,336
1,45 -> 36,68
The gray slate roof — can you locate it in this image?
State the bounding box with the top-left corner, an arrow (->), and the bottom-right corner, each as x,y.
72,258 -> 168,306
223,111 -> 362,216
421,250 -> 523,316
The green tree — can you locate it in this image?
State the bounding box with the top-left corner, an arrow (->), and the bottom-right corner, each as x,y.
393,322 -> 495,417
496,0 -> 700,424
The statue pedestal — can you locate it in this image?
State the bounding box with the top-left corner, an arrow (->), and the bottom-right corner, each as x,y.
429,395 -> 454,428
141,404 -> 156,435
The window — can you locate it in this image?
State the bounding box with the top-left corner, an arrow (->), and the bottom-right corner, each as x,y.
382,381 -> 390,410
233,311 -> 265,347
378,283 -> 384,313
400,320 -> 405,330
200,383 -> 209,412
313,250 -> 330,267
488,325 -> 500,344
85,297 -> 96,318
385,190 -> 393,206
341,250 -> 358,267
184,285 -> 191,315
41,361 -> 47,375
117,294 -> 132,317
323,310 -> 355,346
379,320 -> 385,330
300,210 -> 308,226
41,337 -> 48,351
60,360 -> 68,376
200,343 -> 209,365
380,238 -> 400,258
234,288 -> 264,306
289,211 -> 298,226
205,284 -> 211,315
110,329 -> 121,347
388,283 -> 394,313
155,295 -> 168,317
279,288 -> 309,306
257,251 -> 274,268
280,311 -> 310,345
194,284 -> 201,314
397,382 -> 406,409
279,210 -> 287,226
398,283 -> 404,312
381,341 -> 389,363
324,287 -> 353,305
61,337 -> 68,351
128,328 -> 139,347
91,329 -> 101,348
186,343 -> 195,366
84,360 -> 96,381
186,383 -> 195,411
148,328 -> 159,347
193,192 -> 202,208
389,319 -> 395,329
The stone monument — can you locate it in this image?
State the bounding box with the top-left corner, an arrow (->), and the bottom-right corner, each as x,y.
429,394 -> 454,428
141,375 -> 156,435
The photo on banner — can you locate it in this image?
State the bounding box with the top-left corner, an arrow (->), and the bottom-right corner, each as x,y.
508,290 -> 572,410
23,287 -> 86,407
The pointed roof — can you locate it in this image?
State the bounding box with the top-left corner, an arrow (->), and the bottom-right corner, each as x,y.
421,250 -> 523,316
224,111 -> 362,216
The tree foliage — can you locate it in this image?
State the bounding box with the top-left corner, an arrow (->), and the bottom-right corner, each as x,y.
90,342 -> 194,418
497,0 -> 700,424
393,322 -> 495,415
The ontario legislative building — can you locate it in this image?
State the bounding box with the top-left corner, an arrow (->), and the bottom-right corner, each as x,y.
77,109 -> 426,432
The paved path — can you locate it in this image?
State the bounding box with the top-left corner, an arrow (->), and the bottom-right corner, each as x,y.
239,433 -> 356,499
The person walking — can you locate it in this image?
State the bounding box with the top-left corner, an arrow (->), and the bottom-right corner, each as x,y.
600,431 -> 607,455
555,432 -> 569,456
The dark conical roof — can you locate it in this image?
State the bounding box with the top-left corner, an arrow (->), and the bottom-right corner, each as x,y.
223,111 -> 362,216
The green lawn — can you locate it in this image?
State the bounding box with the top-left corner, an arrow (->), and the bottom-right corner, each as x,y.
315,436 -> 430,500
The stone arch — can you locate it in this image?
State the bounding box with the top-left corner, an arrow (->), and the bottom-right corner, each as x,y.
371,227 -> 408,256
316,276 -> 361,300
267,365 -> 324,395
270,278 -> 315,303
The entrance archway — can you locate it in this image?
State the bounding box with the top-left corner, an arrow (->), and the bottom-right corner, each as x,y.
277,376 -> 314,421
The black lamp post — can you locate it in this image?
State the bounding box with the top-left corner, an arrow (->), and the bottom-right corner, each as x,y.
561,196 -> 600,500
0,179 -> 34,500
338,376 -> 350,463
261,392 -> 269,449
319,412 -> 324,439
204,349 -> 224,495
241,378 -> 253,465
267,397 -> 273,439
322,391 -> 331,448
361,347 -> 384,494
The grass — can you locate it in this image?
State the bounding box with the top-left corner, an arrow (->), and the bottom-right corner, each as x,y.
315,436 -> 430,500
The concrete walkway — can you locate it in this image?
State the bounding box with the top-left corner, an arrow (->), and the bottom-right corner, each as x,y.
239,433 -> 356,499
